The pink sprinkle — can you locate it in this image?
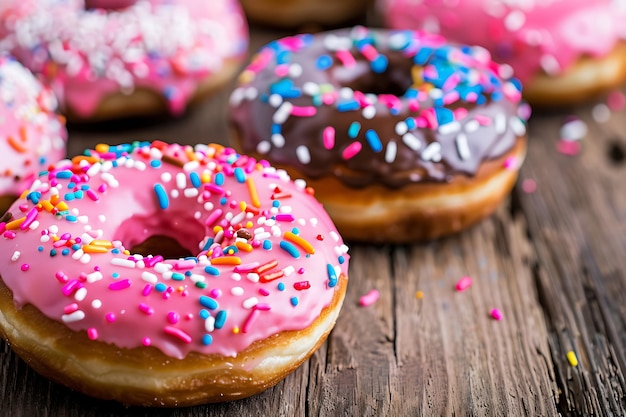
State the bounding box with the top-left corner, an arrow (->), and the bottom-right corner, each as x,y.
234,262 -> 260,273
275,213 -> 295,222
86,190 -> 99,201
291,106 -> 317,117
359,43 -> 379,61
108,279 -> 131,291
242,309 -> 261,334
105,313 -> 116,323
521,178 -> 537,193
490,308 -> 503,320
258,288 -> 270,296
173,259 -> 196,270
138,303 -> 154,315
274,64 -> 290,77
503,156 -> 518,170
255,303 -> 272,311
474,114 -> 492,126
20,264 -> 30,272
164,326 -> 192,343
87,328 -> 98,340
323,126 -> 335,150
142,337 -> 151,346
335,49 -> 356,67
455,276 -> 473,292
4,231 -> 16,239
142,284 -> 153,296
63,303 -> 79,314
556,140 -> 581,156
342,141 -> 362,160
55,271 -> 69,283
210,288 -> 222,298
607,90 -> 626,111
167,311 -> 180,324
62,279 -> 83,296
359,289 -> 380,307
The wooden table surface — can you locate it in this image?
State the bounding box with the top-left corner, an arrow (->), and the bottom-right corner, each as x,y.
1,22 -> 626,417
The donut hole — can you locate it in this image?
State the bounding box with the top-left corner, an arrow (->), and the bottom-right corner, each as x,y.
335,60 -> 412,97
84,0 -> 137,10
114,212 -> 207,259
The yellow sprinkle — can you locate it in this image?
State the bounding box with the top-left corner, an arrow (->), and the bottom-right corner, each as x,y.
213,225 -> 223,233
19,189 -> 29,199
90,239 -> 114,248
123,250 -> 130,255
210,257 -> 242,266
82,245 -> 109,254
55,201 -> 69,211
567,351 -> 578,367
245,221 -> 253,228
177,286 -> 185,293
232,327 -> 240,334
235,241 -> 253,252
284,231 -> 315,254
238,69 -> 255,84
201,170 -> 211,183
52,236 -> 60,242
246,177 -> 261,208
415,291 -> 424,299
239,201 -> 247,211
95,144 -> 110,153
50,195 -> 60,205
6,217 -> 26,230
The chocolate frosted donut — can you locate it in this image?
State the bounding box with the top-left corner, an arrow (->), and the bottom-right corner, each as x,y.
230,27 -> 530,242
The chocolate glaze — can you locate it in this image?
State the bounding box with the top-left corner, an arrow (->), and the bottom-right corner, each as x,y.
230,27 -> 529,189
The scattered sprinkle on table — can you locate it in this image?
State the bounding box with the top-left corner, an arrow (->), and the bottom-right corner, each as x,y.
359,289 -> 380,307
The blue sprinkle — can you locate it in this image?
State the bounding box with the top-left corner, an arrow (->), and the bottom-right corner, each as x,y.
37,246 -> 44,252
338,255 -> 345,264
263,240 -> 272,250
204,266 -> 220,276
49,249 -> 57,257
112,272 -> 120,278
199,295 -> 218,310
171,272 -> 185,281
337,100 -> 360,112
214,172 -> 224,186
155,283 -> 167,292
61,248 -> 70,256
316,54 -> 333,70
65,215 -> 77,223
327,264 -> 338,287
290,297 -> 299,307
111,248 -> 120,254
348,121 -> 361,138
71,244 -> 80,251
189,172 -> 201,188
68,182 -> 76,189
291,227 -> 300,235
414,47 -> 433,65
150,160 -> 161,168
154,184 -> 169,210
202,334 -> 213,345
271,124 -> 282,134
185,271 -> 192,276
365,129 -> 383,152
214,310 -> 227,329
219,197 -> 228,206
272,200 -> 280,208
277,282 -> 285,291
202,238 -> 214,251
371,55 -> 388,73
435,107 -> 454,125
27,192 -> 41,204
405,117 -> 417,130
80,185 -> 89,191
276,50 -> 292,65
64,193 -> 75,201
55,170 -> 72,179
74,190 -> 84,199
199,309 -> 210,319
279,241 -> 300,258
234,167 -> 246,183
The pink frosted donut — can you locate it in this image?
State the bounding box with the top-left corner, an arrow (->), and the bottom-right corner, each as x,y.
0,141 -> 349,406
0,0 -> 249,121
382,0 -> 626,105
0,54 -> 67,213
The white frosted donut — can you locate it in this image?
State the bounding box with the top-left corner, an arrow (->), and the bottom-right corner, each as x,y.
0,141 -> 349,406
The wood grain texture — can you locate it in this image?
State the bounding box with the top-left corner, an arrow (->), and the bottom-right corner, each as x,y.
1,24 -> 626,417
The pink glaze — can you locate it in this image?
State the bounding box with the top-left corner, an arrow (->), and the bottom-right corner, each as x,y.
0,55 -> 67,198
0,142 -> 349,359
383,0 -> 626,82
0,0 -> 248,118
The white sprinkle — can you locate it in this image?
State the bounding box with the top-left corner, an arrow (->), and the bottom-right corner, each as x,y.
75,287 -> 87,302
268,93 -> 283,107
257,140 -> 271,154
154,262 -> 171,274
403,132 -> 422,151
438,121 -> 461,135
495,113 -> 507,134
229,87 -> 245,106
592,103 -> 611,123
296,145 -> 311,164
271,133 -> 285,148
245,86 -> 258,101
395,121 -> 408,135
560,119 -> 587,141
242,297 -> 258,309
510,117 -> 527,136
456,133 -> 471,160
289,63 -> 303,78
385,140 -> 397,163
421,142 -> 442,161
283,265 -> 295,276
141,272 -> 158,283
330,231 -> 340,242
175,173 -> 187,189
504,10 -> 525,31
72,249 -> 84,260
231,273 -> 242,281
184,188 -> 199,198
91,299 -> 102,309
110,258 -> 135,268
294,179 -> 307,190
188,274 -> 205,283
183,160 -> 199,172
302,81 -> 320,96
231,286 -> 244,296
86,271 -> 103,283
540,54 -> 560,75
161,172 -> 172,182
11,251 -> 20,262
273,102 -> 293,124
205,316 -> 216,332
362,106 -> 376,119
247,273 -> 260,283
62,310 -> 85,323
464,120 -> 480,133
170,189 -> 179,199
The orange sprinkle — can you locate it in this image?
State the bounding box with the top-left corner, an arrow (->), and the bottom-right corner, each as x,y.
232,326 -> 240,334
6,217 -> 26,230
284,231 -> 315,254
19,125 -> 28,143
71,155 -> 99,165
40,200 -> 55,212
184,146 -> 197,161
55,201 -> 69,211
7,136 -> 27,153
210,256 -> 242,266
19,189 -> 29,199
95,144 -> 110,154
235,241 -> 253,252
246,177 -> 261,208
50,195 -> 60,205
81,245 -> 109,254
415,291 -> 424,299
